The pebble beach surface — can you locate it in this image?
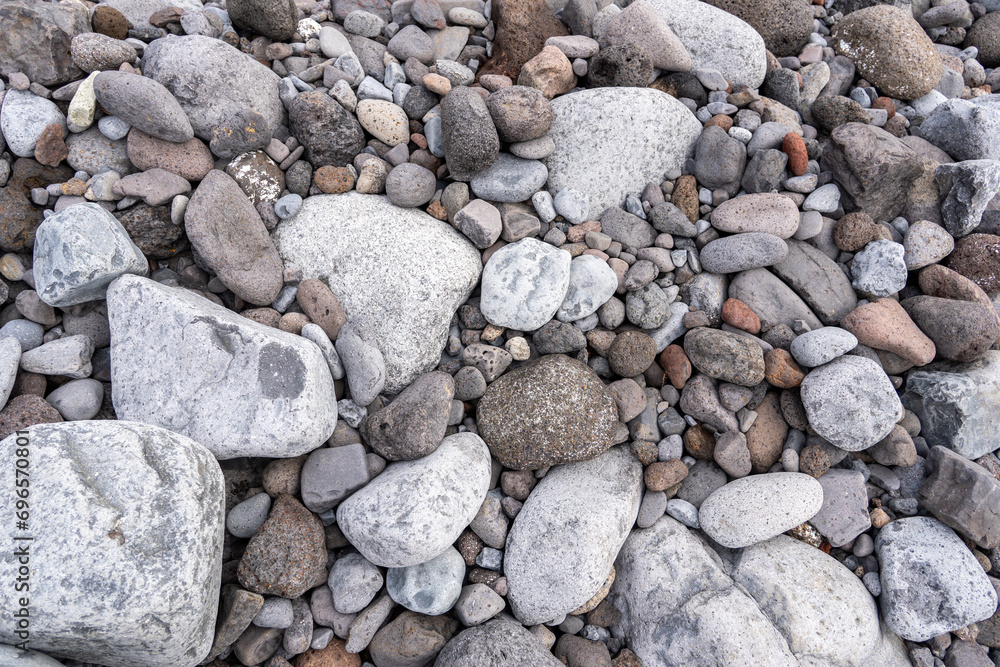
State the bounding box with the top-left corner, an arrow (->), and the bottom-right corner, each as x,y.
0,0 -> 999,666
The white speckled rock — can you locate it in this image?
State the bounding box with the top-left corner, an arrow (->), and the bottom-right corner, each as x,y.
355,99 -> 409,146
505,446 -> 643,625
543,88 -> 701,215
556,254 -> 619,322
0,646 -> 68,666
33,203 -> 149,308
800,355 -> 903,451
272,193 -> 481,392
698,473 -> 824,548
0,421 -> 224,667
877,517 -> 999,641
480,237 -> 572,331
0,336 -> 21,407
732,535 -> 882,666
107,275 -> 337,459
0,89 -> 66,158
789,327 -> 859,367
610,516 -> 798,667
851,239 -> 907,297
337,433 -> 492,568
646,0 -> 767,89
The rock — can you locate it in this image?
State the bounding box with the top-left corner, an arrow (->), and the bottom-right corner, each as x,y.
919,96 -> 1000,162
801,355 -> 902,451
851,239 -> 907,298
0,90 -> 65,159
356,99 -> 409,147
936,160 -> 1000,238
699,232 -> 788,274
294,639 -> 361,667
433,617 -> 563,666
646,0 -> 767,88
698,473 -> 824,548
115,168 -> 191,206
770,239 -> 858,325
32,203 -> 148,307
683,328 -> 766,387
840,298 -> 936,366
289,91 -> 366,168
385,163 -> 436,208
920,445 -> 1000,549
107,275 -> 337,459
238,494 -> 328,598
329,552 -> 383,614
114,203 -> 187,259
20,335 -> 94,379
441,87 -> 500,181
947,233 -> 1000,296
90,72 -> 191,145
876,517 -> 998,641
0,421 -> 224,667
226,493 -> 271,539
209,109 -> 272,160
479,237 -> 571,330
477,354 -> 619,469
809,469 -> 871,547
600,207 -> 657,249
486,85 -> 553,143
477,0 -> 570,81
710,193 -> 799,238
703,0 -> 812,57
0,1 -> 89,86
127,129 -> 214,181
227,0 -> 298,40
337,433 -> 491,568
831,5 -> 942,99
790,327 -> 858,367
369,611 -> 459,667
272,193 -> 481,393
143,35 -> 283,142
902,296 -> 999,362
335,321 -> 386,406
300,444 -> 370,514
587,43 -> 654,88
902,351 -> 1000,460
556,255 -> 619,322
731,535 -> 881,665
386,547 -> 466,615
902,220 -> 954,270
543,88 -> 701,216
469,153 -> 548,203
602,0 -> 692,70
694,126 -> 747,195
517,44 -> 576,99
360,371 -> 454,460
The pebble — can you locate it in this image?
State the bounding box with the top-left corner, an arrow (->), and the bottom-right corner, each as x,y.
470,153 -> 548,203
710,192 -> 799,238
480,238 -> 571,330
385,162 -> 436,207
851,239 -> 907,297
226,492 -> 272,539
44,378 -> 103,420
790,327 -> 858,367
386,546 -> 466,615
329,552 -> 384,614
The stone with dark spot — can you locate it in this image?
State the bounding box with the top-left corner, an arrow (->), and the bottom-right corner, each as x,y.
238,494 -> 328,598
360,371 -> 455,460
107,275 -> 337,459
587,43 -> 654,88
441,87 -> 500,181
227,0 -> 298,40
477,354 -> 619,469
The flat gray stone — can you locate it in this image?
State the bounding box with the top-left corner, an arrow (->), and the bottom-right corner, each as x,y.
336,433 -> 492,567
45,378 -> 104,420
920,445 -> 1000,549
272,193 -> 481,393
789,326 -> 858,367
470,153 -> 548,203
93,71 -> 193,144
505,447 -> 642,625
543,88 -> 701,215
809,468 -> 872,547
729,268 -> 822,332
386,546 -> 466,615
329,552 -> 384,614
771,239 -> 858,325
107,275 -> 337,459
479,237 -> 571,331
699,232 -> 788,274
33,203 -> 148,308
300,443 -> 370,514
0,421 -> 224,667
335,321 -> 387,406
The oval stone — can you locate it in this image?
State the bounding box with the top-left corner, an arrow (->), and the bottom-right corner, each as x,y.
682,327 -> 766,387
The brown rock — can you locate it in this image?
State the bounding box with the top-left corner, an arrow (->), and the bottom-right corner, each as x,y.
296,278 -> 347,340
127,128 -> 214,181
833,211 -> 891,252
683,423 -> 716,460
554,634 -> 612,667
91,5 -> 130,40
745,392 -> 787,473
279,312 -> 309,334
613,648 -> 643,667
901,295 -> 999,362
242,307 -> 282,327
34,123 -> 68,167
294,639 -> 361,667
705,114 -> 733,131
238,494 -> 328,598
672,175 -> 700,223
314,165 -> 355,194
872,96 -> 896,119
149,6 -> 184,27
947,233 -> 1000,297
477,0 -> 569,81
114,203 -> 187,259
919,264 -> 1000,342
262,454 -> 309,497
607,330 -> 657,377
369,611 -> 458,667
645,459 -> 689,491
799,443 -> 831,477
659,344 -> 692,389
683,327 -> 766,387
517,45 -> 577,100
13,372 -> 47,399
867,424 -> 916,467
0,158 -> 74,252
782,132 -> 808,177
764,348 -> 805,388
0,394 -> 62,440
606,378 -> 648,422
456,529 -> 484,565
840,298 -> 936,366
721,297 -> 761,334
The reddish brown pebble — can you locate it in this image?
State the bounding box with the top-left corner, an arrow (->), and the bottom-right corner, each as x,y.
241,307 -> 282,327
705,114 -> 734,131
34,124 -> 68,167
296,278 -> 347,340
659,344 -> 692,390
683,310 -> 711,328
411,133 -> 428,149
456,529 -> 483,566
782,132 -> 808,176
566,220 -> 601,242
293,639 -> 361,667
92,5 -> 131,39
683,423 -> 716,460
841,298 -> 936,366
12,372 -> 47,398
799,444 -> 831,477
721,297 -> 761,334
0,394 -> 62,440
947,233 -> 1000,297
278,312 -> 309,334
644,459 -> 689,492
631,441 -> 658,466
478,0 -> 569,81
871,97 -> 896,119
426,200 -> 448,220
314,165 -> 355,194
833,211 -> 891,252
672,175 -> 700,222
764,348 -> 805,388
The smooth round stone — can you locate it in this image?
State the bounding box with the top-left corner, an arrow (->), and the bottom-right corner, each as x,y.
789,327 -> 858,367
97,115 -> 130,140
385,162 -> 436,207
699,232 -> 788,274
510,135 -> 556,160
329,552 -> 384,613
274,193 -> 303,219
356,99 -> 410,146
470,153 -> 548,203
0,319 -> 45,352
448,7 -> 488,27
683,327 -> 766,387
45,378 -> 104,420
319,26 -> 353,58
902,220 -> 954,270
851,239 -> 907,297
556,255 -> 619,322
344,9 -> 385,36
226,492 -> 272,539
386,546 -> 466,615
698,472 -> 824,548
0,89 -> 66,158
254,596 -> 294,629
710,193 -> 799,238
800,355 -> 903,451
666,498 -> 700,528
802,183 -> 841,213
553,189 -> 589,224
480,237 -> 572,330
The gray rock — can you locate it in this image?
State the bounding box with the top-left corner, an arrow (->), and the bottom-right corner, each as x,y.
479,237 -> 571,331
329,552 -> 384,614
556,255 -> 618,322
741,148 -> 788,194
454,199 -> 502,249
486,86 -> 553,144
360,371 -> 454,460
699,233 -> 788,274
729,268 -> 822,332
101,0 -> 205,30
0,89 -> 65,158
800,355 -> 902,451
902,351 -> 1000,459
65,126 -> 133,176
20,335 -> 94,379
809,469 -> 872,547
226,492 -> 271,539
851,240 -> 908,297
918,96 -> 1000,161
385,163 -> 437,208
143,35 -> 284,142
0,320 -> 44,353
300,443 -> 370,514
272,193 -> 481,393
227,0 -> 298,40
649,201 -> 697,237
288,91 -> 366,168
336,321 -> 387,406
920,445 -> 1000,549
936,159 -> 1000,238
902,220 -> 954,270
441,87 -> 500,181
505,447 -> 642,625
710,192 -> 800,238
470,153 -> 548,203
32,203 -> 148,308
388,25 -> 435,63
600,207 -> 657,249
0,1 -> 89,86
386,546 -> 466,615
876,517 -> 998,641
771,239 -> 858,325
44,378 -> 103,421
0,336 -> 19,406
543,88 -> 701,215
211,109 -> 273,161
698,473 -> 824,548
789,326 -> 858,367
453,584 -> 506,626
626,283 -> 671,329
434,617 -> 563,666
0,421 -> 224,667
93,71 -> 193,144
336,433 -> 491,567
107,275 -> 337,459
694,126 -> 747,195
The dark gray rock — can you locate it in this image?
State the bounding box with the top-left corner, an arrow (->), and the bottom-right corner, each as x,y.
434,617 -> 564,666
600,206 -> 656,249
762,68 -> 801,111
0,1 -> 89,86
920,445 -> 1000,549
587,43 -> 654,88
770,239 -> 858,325
289,91 -> 366,168
300,443 -> 370,514
742,149 -> 788,194
209,108 -> 273,160
694,125 -> 747,196
227,0 -> 298,40
441,87 -> 500,181
935,159 -> 1000,238
360,371 -> 455,460
533,320 -> 587,354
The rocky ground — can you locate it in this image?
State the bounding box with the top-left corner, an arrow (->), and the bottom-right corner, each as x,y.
0,0 -> 999,665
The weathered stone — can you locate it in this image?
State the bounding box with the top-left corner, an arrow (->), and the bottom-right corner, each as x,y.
920,445 -> 1000,549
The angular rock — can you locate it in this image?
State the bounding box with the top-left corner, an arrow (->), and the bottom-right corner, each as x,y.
441,87 -> 500,181
728,268 -> 822,332
360,371 -> 454,460
936,160 -> 1000,238
433,617 -> 563,666
809,468 -> 872,547
920,445 -> 1000,549
369,611 -> 459,667
0,1 -> 89,86
919,96 -> 1000,162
